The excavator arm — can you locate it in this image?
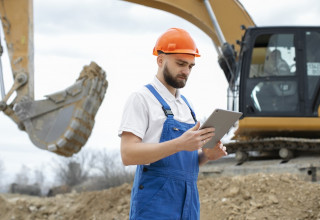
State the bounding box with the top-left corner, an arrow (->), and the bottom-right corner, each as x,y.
0,0 -> 108,156
123,0 -> 255,82
0,0 -> 34,125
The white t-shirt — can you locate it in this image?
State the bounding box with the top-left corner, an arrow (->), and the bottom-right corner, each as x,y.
118,76 -> 195,144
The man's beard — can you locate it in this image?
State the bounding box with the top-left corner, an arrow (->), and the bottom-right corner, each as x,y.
163,65 -> 188,89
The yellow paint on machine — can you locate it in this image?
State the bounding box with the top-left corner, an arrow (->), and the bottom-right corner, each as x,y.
123,0 -> 255,58
236,116 -> 320,134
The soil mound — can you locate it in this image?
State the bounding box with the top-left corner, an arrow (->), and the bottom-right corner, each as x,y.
1,173 -> 320,220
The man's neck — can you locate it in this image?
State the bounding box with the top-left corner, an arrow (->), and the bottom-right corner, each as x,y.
156,75 -> 177,96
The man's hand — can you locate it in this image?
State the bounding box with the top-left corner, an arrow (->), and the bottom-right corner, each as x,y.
176,122 -> 214,151
202,141 -> 228,161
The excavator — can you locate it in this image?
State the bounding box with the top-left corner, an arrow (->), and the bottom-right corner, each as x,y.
1,0 -> 320,162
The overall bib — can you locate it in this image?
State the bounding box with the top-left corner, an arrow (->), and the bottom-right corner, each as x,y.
129,84 -> 200,220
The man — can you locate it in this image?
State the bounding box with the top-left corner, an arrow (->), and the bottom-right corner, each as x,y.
264,49 -> 291,76
118,28 -> 227,220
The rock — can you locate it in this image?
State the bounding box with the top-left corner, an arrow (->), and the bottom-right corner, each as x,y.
226,186 -> 240,197
268,194 -> 279,204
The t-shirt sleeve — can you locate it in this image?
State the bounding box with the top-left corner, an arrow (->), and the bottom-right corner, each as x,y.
118,92 -> 149,140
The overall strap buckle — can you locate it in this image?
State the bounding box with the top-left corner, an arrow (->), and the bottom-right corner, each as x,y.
162,107 -> 173,117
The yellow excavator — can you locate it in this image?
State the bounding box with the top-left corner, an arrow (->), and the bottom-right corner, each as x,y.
1,0 -> 320,161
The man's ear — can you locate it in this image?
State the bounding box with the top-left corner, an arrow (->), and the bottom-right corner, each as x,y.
157,54 -> 165,67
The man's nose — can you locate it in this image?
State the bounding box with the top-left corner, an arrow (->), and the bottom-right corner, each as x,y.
181,67 -> 191,75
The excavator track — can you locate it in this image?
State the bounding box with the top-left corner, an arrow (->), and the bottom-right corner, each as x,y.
225,137 -> 320,162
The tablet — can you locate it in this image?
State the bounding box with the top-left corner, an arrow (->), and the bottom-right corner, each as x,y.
199,109 -> 242,148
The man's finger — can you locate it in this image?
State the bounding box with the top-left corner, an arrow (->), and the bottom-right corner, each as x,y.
189,121 -> 200,131
199,127 -> 215,135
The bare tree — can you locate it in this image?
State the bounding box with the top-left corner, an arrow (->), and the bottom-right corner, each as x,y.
52,149 -> 95,186
93,149 -> 134,188
94,149 -> 116,178
49,149 -> 134,192
34,169 -> 44,184
14,165 -> 31,184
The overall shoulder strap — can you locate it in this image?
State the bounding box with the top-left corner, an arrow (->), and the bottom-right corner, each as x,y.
145,84 -> 173,117
181,95 -> 197,122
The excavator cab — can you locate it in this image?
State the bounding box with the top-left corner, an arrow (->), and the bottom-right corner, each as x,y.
227,27 -> 320,161
241,28 -> 299,116
237,27 -> 320,132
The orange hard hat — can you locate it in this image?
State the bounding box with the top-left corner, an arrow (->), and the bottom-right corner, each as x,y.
153,28 -> 200,57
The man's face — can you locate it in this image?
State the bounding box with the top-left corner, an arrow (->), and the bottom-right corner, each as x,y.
162,54 -> 195,89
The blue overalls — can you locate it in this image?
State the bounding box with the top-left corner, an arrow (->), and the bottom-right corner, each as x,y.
129,84 -> 200,220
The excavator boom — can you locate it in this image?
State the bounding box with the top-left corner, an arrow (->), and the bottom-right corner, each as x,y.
123,0 -> 255,83
122,0 -> 255,58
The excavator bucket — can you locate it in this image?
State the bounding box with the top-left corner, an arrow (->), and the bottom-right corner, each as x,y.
14,62 -> 108,156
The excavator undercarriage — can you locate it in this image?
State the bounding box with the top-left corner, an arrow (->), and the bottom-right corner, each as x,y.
226,137 -> 320,163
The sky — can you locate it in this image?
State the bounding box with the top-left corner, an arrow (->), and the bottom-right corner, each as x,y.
0,0 -> 320,184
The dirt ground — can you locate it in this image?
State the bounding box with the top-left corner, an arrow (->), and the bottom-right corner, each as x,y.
1,173 -> 320,220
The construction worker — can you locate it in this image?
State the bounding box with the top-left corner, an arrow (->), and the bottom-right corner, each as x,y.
118,28 -> 227,220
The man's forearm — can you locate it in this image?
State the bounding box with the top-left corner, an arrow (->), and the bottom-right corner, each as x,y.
121,139 -> 181,166
121,125 -> 215,166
